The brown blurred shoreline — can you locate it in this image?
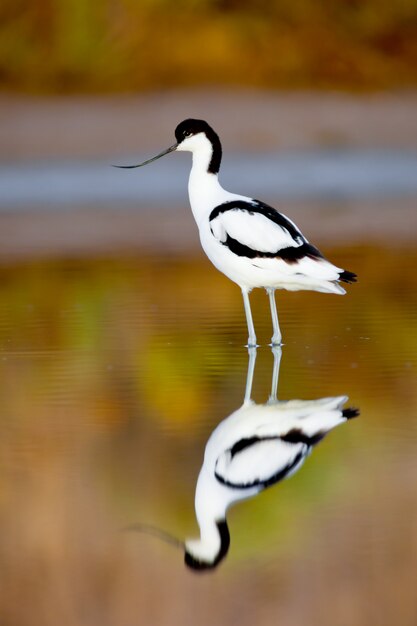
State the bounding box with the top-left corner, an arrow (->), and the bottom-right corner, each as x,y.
1,89 -> 417,162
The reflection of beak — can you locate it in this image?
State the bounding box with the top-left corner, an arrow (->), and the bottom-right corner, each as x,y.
113,143 -> 178,169
122,522 -> 185,550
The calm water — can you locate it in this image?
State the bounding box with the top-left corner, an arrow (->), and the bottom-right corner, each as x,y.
0,242 -> 416,625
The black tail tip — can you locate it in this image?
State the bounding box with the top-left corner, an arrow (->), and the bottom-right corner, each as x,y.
339,270 -> 357,284
342,407 -> 360,420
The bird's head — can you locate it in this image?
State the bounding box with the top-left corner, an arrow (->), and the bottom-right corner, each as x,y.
123,518 -> 230,572
114,118 -> 222,174
184,519 -> 230,572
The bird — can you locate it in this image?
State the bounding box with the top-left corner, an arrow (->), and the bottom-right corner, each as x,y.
115,119 -> 357,346
124,347 -> 359,571
185,395 -> 358,571
183,347 -> 358,570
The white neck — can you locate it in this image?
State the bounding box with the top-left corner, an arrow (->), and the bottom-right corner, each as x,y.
196,516 -> 222,552
188,165 -> 227,226
177,131 -> 247,225
188,154 -> 249,227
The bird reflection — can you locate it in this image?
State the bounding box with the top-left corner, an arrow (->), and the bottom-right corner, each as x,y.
184,347 -> 358,571
128,347 -> 358,572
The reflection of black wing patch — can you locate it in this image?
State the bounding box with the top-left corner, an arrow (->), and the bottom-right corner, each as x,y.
281,428 -> 327,446
215,436 -> 308,490
229,436 -> 264,458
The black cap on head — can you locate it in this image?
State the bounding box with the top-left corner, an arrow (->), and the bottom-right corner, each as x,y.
175,119 -> 222,174
184,520 -> 230,572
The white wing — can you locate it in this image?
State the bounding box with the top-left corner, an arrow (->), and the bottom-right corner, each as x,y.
210,206 -> 305,254
214,437 -> 308,489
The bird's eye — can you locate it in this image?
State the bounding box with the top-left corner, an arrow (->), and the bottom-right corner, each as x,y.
184,131 -> 191,138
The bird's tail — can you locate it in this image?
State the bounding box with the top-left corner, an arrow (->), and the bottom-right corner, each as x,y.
339,270 -> 357,284
342,407 -> 360,419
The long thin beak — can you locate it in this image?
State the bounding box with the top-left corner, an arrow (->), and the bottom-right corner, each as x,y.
122,522 -> 185,549
113,143 -> 178,169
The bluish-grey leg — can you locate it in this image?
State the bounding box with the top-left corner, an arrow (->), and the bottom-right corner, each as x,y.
267,288 -> 282,346
268,345 -> 282,404
243,346 -> 257,405
241,287 -> 257,347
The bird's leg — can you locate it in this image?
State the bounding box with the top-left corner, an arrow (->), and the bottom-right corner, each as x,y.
243,346 -> 257,405
266,288 -> 282,346
268,345 -> 282,404
241,288 -> 257,347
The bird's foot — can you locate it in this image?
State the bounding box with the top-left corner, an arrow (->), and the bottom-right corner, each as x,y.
246,337 -> 259,348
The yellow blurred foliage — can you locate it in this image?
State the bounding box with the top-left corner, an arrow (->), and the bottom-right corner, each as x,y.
0,0 -> 416,91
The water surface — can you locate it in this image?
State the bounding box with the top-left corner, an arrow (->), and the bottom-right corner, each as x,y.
0,242 -> 416,625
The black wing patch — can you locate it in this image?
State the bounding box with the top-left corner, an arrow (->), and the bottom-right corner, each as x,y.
223,233 -> 324,263
209,199 -> 325,263
209,199 -> 303,241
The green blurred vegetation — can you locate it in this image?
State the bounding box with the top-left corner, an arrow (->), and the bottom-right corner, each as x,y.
0,0 -> 416,92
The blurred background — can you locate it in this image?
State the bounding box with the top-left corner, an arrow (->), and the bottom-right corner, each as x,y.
1,0 -> 416,91
0,1 -> 417,625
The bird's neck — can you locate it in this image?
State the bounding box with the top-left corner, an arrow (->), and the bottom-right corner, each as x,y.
187,146 -> 250,225
200,516 -> 223,553
192,467 -> 231,560
188,155 -> 226,225
202,518 -> 230,563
